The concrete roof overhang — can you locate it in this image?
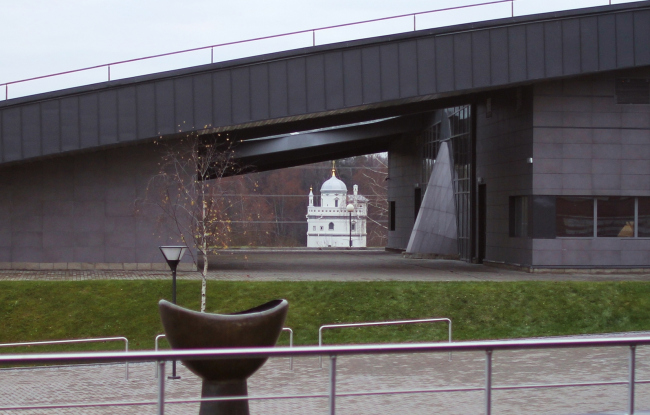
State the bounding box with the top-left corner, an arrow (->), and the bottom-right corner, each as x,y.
2,1 -> 650,168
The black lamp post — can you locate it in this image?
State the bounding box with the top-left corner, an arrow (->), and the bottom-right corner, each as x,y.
346,204 -> 354,248
159,245 -> 188,379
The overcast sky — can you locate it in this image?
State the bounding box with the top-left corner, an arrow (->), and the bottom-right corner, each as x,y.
1,0 -> 645,99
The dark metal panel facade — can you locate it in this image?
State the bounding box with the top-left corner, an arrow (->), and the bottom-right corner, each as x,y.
398,41 -> 418,98
1,2 -> 650,165
174,77 -> 194,130
598,14 -> 618,71
635,10 -> 650,65
118,87 -> 136,142
580,17 -> 600,72
155,80 -> 175,135
490,28 -> 509,85
213,71 -> 232,126
79,94 -> 99,149
193,73 -> 213,129
416,37 -> 437,95
526,23 -> 545,80
287,58 -> 307,115
41,100 -> 61,155
2,108 -> 21,162
231,67 -> 251,124
136,83 -> 156,138
471,32 -> 491,88
361,47 -> 381,103
508,26 -> 527,82
250,65 -> 270,121
324,52 -> 344,109
562,19 -> 582,75
435,36 -> 454,92
268,61 -> 288,118
454,33 -> 473,90
60,97 -> 79,152
305,55 -> 325,113
544,21 -> 563,77
98,90 -> 118,146
379,44 -> 400,100
616,13 -> 635,68
342,50 -> 363,106
21,104 -> 41,159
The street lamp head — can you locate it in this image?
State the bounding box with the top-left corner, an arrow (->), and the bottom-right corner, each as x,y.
346,203 -> 354,212
159,246 -> 188,270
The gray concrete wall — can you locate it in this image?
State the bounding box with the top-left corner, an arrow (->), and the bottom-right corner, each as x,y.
476,88 -> 534,266
0,143 -> 189,270
386,134 -> 420,250
531,68 -> 650,267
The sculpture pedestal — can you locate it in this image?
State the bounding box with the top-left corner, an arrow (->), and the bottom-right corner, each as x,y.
200,380 -> 248,415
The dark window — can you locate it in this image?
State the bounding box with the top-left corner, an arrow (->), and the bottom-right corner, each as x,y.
556,197 -> 594,237
335,199 -> 338,207
639,198 -> 650,237
509,196 -> 529,237
328,222 -> 334,230
389,201 -> 396,231
414,187 -> 422,221
351,223 -> 356,231
616,78 -> 650,104
597,197 -> 635,237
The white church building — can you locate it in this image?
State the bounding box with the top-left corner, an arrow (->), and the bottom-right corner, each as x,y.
307,166 -> 368,248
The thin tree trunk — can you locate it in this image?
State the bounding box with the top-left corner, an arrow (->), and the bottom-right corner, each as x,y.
201,241 -> 207,313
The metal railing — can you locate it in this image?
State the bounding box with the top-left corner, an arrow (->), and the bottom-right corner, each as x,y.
319,317 -> 452,366
153,327 -> 294,377
1,336 -> 648,414
0,337 -> 129,379
0,0 -> 515,101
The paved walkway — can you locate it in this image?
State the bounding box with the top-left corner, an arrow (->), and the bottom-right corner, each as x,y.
2,250 -> 650,281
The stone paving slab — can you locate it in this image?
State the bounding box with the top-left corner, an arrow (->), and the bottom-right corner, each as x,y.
2,250 -> 650,281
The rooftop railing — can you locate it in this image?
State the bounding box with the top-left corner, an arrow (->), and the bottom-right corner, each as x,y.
1,1 -> 519,101
0,335 -> 649,414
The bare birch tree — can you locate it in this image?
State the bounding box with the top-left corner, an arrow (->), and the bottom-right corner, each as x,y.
146,132 -> 245,312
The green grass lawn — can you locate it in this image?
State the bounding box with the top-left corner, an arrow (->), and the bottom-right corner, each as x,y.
1,280 -> 650,354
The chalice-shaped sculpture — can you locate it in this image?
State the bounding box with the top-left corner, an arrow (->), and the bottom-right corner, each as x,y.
159,299 -> 288,415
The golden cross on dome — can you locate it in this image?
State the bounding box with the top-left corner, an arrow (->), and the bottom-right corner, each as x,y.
331,160 -> 336,177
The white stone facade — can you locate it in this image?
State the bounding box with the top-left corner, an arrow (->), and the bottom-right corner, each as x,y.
307,170 -> 368,248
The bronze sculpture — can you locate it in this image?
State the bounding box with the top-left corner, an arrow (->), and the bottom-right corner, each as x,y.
158,299 -> 289,415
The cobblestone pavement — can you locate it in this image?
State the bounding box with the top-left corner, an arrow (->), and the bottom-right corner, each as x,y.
3,335 -> 650,414
2,250 -> 650,281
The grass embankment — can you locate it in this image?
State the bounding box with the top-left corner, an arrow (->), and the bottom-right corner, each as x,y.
1,280 -> 650,353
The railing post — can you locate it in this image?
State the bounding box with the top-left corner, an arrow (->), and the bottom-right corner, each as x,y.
485,349 -> 492,415
413,14 -> 416,31
158,361 -> 166,415
211,47 -> 214,64
313,30 -> 316,46
107,65 -> 111,81
124,338 -> 129,380
329,355 -> 337,415
629,345 -> 636,415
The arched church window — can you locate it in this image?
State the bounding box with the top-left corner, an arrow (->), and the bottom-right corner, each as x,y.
335,199 -> 339,207
329,222 -> 334,230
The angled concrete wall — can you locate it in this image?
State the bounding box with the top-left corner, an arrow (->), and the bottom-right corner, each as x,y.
406,141 -> 457,256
